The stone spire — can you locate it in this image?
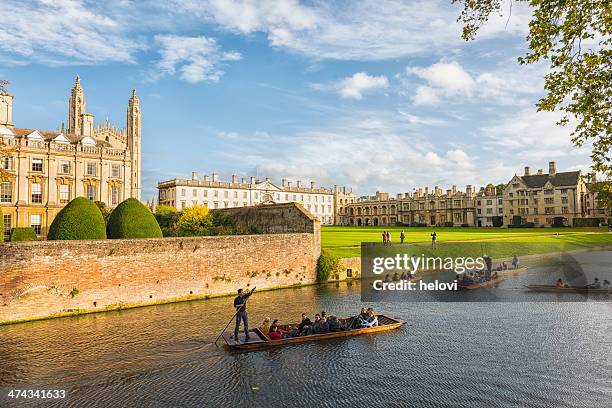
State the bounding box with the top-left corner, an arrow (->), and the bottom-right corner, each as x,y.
127,87 -> 141,200
68,75 -> 86,135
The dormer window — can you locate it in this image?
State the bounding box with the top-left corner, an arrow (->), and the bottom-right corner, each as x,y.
53,133 -> 70,144
81,136 -> 96,146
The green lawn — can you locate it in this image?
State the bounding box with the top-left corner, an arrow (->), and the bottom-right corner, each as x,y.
321,226 -> 612,258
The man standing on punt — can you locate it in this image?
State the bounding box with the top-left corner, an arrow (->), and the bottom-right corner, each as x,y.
234,288 -> 254,342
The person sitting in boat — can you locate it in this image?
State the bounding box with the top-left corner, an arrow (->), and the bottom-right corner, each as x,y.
384,274 -> 392,282
491,271 -> 499,280
555,278 -> 565,289
363,309 -> 378,328
392,272 -> 400,281
298,313 -> 313,335
461,274 -> 471,286
261,317 -> 271,334
271,319 -> 289,336
603,280 -> 611,288
586,278 -> 601,289
328,315 -> 345,332
400,271 -> 408,280
313,315 -> 329,334
503,262 -> 508,270
268,326 -> 283,340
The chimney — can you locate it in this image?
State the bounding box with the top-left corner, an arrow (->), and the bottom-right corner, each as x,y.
287,181 -> 292,188
212,172 -> 219,182
537,169 -> 543,175
466,185 -> 473,195
250,176 -> 256,184
231,174 -> 237,183
425,186 -> 429,195
310,181 -> 315,189
281,178 -> 286,187
549,161 -> 557,175
452,185 -> 457,195
241,177 -> 245,184
396,193 -> 402,200
191,171 -> 198,180
524,166 -> 531,176
297,180 -> 302,188
446,189 -> 452,196
203,175 -> 210,182
0,93 -> 14,127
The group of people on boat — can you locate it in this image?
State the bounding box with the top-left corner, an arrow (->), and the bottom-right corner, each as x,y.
459,270 -> 500,286
555,277 -> 610,289
260,308 -> 379,340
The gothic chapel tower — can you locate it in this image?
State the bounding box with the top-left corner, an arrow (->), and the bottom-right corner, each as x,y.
127,88 -> 141,200
68,75 -> 85,135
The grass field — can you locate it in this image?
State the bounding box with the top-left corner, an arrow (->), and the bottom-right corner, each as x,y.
321,226 -> 612,258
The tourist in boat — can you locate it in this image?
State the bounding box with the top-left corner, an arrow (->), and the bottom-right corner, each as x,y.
328,315 -> 345,332
313,315 -> 329,334
298,313 -> 312,334
364,309 -> 378,327
271,319 -> 289,336
503,262 -> 508,270
491,271 -> 499,280
261,317 -> 271,334
233,288 -> 254,341
384,274 -> 392,282
603,280 -> 611,288
431,231 -> 437,248
268,326 -> 283,340
555,278 -> 565,289
586,278 -> 601,289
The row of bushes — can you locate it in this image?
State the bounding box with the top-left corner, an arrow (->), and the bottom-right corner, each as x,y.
0,197 -> 260,243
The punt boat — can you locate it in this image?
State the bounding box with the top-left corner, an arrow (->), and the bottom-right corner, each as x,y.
459,277 -> 505,290
525,285 -> 611,294
221,314 -> 406,350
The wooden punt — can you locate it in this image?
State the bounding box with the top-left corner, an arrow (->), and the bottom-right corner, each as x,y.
525,285 -> 611,294
498,266 -> 528,276
221,314 -> 406,350
459,277 -> 505,290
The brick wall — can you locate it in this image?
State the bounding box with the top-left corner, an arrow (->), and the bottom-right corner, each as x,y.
0,203 -> 320,324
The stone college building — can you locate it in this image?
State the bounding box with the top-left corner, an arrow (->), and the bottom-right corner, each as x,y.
0,76 -> 141,239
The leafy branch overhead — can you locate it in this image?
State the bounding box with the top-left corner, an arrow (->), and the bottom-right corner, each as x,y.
454,0 -> 611,177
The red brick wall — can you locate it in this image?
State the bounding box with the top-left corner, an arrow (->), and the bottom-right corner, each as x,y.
0,232 -> 319,323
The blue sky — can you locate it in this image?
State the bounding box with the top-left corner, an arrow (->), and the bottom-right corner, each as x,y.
0,0 -> 592,200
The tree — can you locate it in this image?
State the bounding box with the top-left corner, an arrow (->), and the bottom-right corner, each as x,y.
177,205 -> 213,236
47,197 -> 107,240
454,0 -> 612,177
106,198 -> 163,239
154,205 -> 180,236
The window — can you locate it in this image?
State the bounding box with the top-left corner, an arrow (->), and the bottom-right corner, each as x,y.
486,208 -> 492,214
59,184 -> 70,202
1,182 -> 12,203
561,197 -> 568,204
32,158 -> 43,172
30,214 -> 42,235
544,198 -> 554,204
111,164 -> 121,178
59,160 -> 71,174
544,189 -> 554,195
181,189 -> 186,197
86,184 -> 95,201
243,192 -> 247,199
486,200 -> 492,205
193,189 -> 197,197
224,191 -> 228,198
111,186 -> 119,205
86,162 -> 97,176
562,207 -> 569,214
31,183 -> 42,203
1,156 -> 12,170
3,214 -> 11,241
203,190 -> 208,197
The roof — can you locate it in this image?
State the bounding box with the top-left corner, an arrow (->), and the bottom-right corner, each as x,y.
519,171 -> 581,188
10,127 -> 112,147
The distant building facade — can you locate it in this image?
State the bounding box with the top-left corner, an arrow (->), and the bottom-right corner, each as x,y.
158,172 -> 349,225
503,162 -> 586,226
0,76 -> 141,239
342,185 -> 477,227
476,186 -> 503,227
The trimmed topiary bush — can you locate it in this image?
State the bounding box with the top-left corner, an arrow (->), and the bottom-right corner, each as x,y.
107,198 -> 162,239
47,197 -> 107,240
9,227 -> 37,242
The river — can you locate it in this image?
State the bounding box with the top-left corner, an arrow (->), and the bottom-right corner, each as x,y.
0,252 -> 610,407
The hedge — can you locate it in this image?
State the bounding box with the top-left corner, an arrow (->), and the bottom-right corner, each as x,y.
107,198 -> 162,239
47,197 -> 107,240
9,227 -> 37,242
573,218 -> 603,227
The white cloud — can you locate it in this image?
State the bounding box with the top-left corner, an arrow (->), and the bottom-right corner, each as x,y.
0,0 -> 142,65
153,35 -> 241,83
407,60 -> 545,106
337,73 -> 389,99
168,0 -> 530,61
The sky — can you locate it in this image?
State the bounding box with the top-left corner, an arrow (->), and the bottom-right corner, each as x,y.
0,0 -> 593,200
